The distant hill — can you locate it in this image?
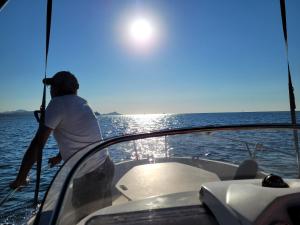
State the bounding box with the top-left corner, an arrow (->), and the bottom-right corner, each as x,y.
103,112 -> 121,116
0,110 -> 122,116
94,111 -> 121,116
0,110 -> 33,115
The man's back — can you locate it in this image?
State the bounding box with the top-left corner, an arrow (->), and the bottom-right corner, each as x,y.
10,71 -> 113,197
45,95 -> 102,160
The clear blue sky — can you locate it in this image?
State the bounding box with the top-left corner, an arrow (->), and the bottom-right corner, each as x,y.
0,0 -> 299,114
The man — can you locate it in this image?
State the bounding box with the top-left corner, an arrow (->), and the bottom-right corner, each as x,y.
10,71 -> 114,211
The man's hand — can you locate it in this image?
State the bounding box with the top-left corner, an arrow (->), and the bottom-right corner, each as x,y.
48,154 -> 62,168
11,125 -> 52,190
9,177 -> 29,190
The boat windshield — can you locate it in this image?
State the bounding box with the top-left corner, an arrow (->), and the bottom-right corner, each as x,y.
38,125 -> 300,225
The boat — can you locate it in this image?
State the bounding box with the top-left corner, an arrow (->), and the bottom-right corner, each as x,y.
30,124 -> 300,225
1,1 -> 299,225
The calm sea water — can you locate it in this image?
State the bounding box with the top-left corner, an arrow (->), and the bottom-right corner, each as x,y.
0,111 -> 299,224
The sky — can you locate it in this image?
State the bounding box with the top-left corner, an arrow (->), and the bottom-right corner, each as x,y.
0,0 -> 299,114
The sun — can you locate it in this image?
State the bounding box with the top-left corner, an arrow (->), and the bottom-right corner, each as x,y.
129,17 -> 155,46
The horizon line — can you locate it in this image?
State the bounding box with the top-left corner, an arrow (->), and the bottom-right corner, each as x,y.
0,109 -> 299,116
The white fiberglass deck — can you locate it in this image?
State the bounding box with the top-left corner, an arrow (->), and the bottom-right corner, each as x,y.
116,162 -> 220,200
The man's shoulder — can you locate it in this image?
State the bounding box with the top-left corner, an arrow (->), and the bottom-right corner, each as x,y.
48,96 -> 63,108
52,95 -> 86,103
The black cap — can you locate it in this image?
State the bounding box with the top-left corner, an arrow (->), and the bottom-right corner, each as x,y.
43,71 -> 79,93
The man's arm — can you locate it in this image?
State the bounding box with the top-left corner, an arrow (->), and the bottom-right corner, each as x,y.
10,125 -> 52,189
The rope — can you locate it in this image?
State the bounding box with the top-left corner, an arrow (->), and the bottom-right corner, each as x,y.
34,0 -> 52,206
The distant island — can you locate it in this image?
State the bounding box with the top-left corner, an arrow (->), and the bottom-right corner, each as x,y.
94,111 -> 121,116
0,110 -> 122,116
0,110 -> 33,115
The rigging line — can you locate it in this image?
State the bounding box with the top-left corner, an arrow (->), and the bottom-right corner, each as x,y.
280,0 -> 288,52
0,164 -> 50,208
280,0 -> 297,124
0,0 -> 9,12
0,187 -> 20,207
279,0 -> 300,177
34,0 -> 52,207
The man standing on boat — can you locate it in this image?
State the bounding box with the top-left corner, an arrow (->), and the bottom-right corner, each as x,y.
10,71 -> 114,210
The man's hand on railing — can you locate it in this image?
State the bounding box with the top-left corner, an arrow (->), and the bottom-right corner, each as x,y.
48,153 -> 62,168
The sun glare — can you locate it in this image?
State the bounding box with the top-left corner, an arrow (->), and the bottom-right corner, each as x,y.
129,17 -> 155,46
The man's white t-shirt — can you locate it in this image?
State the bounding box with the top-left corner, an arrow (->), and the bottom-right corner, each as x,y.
45,95 -> 106,161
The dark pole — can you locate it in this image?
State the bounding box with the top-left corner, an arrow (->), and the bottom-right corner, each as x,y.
33,0 -> 52,206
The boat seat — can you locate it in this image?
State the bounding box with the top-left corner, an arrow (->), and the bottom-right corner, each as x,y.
233,159 -> 258,180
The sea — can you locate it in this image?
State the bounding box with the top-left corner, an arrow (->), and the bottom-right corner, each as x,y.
0,111 -> 299,224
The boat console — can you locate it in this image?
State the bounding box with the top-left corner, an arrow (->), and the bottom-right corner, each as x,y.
201,177 -> 300,225
77,190 -> 219,225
